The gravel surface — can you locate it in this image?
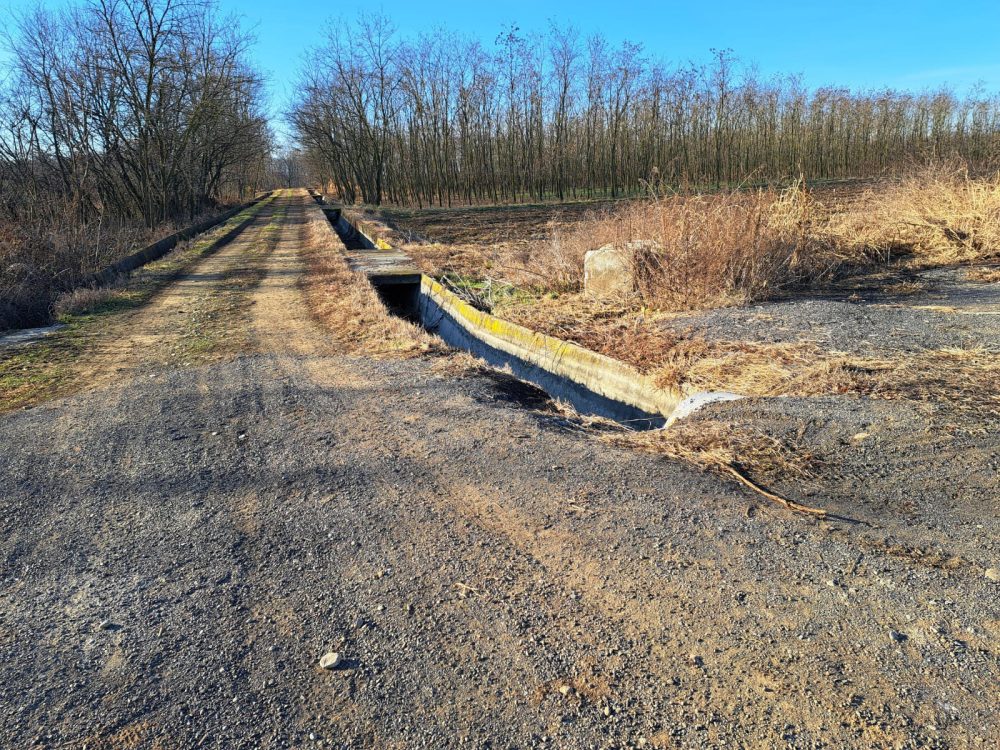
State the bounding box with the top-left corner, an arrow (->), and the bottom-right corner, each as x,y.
1,192 -> 997,749
662,267 -> 1000,356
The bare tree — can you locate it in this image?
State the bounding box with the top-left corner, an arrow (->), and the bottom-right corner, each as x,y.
291,14 -> 1000,207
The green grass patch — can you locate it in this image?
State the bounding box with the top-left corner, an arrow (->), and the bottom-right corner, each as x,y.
437,271 -> 541,312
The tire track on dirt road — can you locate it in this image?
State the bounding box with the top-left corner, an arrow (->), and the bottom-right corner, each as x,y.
68,195 -> 285,392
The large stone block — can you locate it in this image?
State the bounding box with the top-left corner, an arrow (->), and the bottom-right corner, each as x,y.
583,241 -> 662,298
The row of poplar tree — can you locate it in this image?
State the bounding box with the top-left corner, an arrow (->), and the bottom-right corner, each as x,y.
292,16 -> 1000,207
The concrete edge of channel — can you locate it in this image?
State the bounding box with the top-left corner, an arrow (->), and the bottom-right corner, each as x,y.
329,204 -> 691,425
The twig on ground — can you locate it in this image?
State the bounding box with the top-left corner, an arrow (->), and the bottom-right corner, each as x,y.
719,463 -> 829,517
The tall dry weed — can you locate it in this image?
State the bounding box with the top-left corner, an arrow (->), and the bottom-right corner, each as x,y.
0,207 -> 214,330
555,183 -> 839,309
824,162 -> 1000,265
548,162 -> 1000,312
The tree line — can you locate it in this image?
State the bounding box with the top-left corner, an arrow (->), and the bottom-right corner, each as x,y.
292,16 -> 1000,207
0,0 -> 273,230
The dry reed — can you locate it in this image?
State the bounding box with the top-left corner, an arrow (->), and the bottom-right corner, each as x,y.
823,163 -> 1000,266
553,182 -> 843,309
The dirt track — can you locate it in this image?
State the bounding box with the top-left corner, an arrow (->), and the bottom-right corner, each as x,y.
1,191 -> 998,749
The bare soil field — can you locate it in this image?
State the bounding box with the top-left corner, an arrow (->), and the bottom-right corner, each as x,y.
381,199 -> 625,246
376,179 -> 875,282
1,191 -> 998,749
378,179 -> 875,248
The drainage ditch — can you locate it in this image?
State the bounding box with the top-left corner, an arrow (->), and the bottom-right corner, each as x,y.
324,206 -> 423,321
321,202 -> 672,430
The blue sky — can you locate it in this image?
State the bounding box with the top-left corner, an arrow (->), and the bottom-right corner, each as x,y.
6,0 -> 1000,139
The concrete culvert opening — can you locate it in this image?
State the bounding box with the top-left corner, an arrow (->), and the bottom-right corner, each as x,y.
320,206 -> 422,320
372,278 -> 421,321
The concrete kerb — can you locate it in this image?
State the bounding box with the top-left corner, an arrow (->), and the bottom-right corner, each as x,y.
89,191 -> 274,286
419,275 -> 683,422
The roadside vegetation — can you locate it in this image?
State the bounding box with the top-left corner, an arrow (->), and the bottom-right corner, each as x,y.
384,163 -> 999,312
0,197 -> 274,413
544,162 -> 1000,307
0,0 -> 275,330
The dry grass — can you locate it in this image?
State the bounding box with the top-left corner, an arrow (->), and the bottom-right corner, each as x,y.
428,350 -> 487,378
616,418 -> 817,478
649,340 -> 1000,409
0,218 -> 145,329
882,280 -> 928,296
964,266 -> 1000,282
398,231 -> 588,298
0,207 -> 227,330
385,183 -> 846,311
299,207 -> 444,357
372,203 -> 613,298
493,295 -> 1000,412
555,182 -> 848,309
570,163 -> 1000,310
549,392 -> 816,481
547,395 -> 831,517
824,163 -> 1000,266
51,285 -> 124,318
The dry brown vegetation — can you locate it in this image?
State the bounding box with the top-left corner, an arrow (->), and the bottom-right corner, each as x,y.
493,302 -> 1000,412
299,207 -> 443,358
553,183 -> 839,308
51,285 -> 124,319
965,267 -> 1000,282
826,163 -> 1000,266
389,163 -> 1000,315
539,164 -> 1000,310
651,340 -> 1000,412
616,419 -> 826,514
547,394 -> 831,517
0,219 -> 158,329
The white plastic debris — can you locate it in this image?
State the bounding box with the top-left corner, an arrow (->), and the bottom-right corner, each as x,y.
664,391 -> 743,427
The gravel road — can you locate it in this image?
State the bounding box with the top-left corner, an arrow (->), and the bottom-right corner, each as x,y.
1,192 -> 997,749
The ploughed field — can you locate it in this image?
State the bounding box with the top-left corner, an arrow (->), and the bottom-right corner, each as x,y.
382,199 -> 624,245
379,179 -> 874,246
1,190 -> 998,749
